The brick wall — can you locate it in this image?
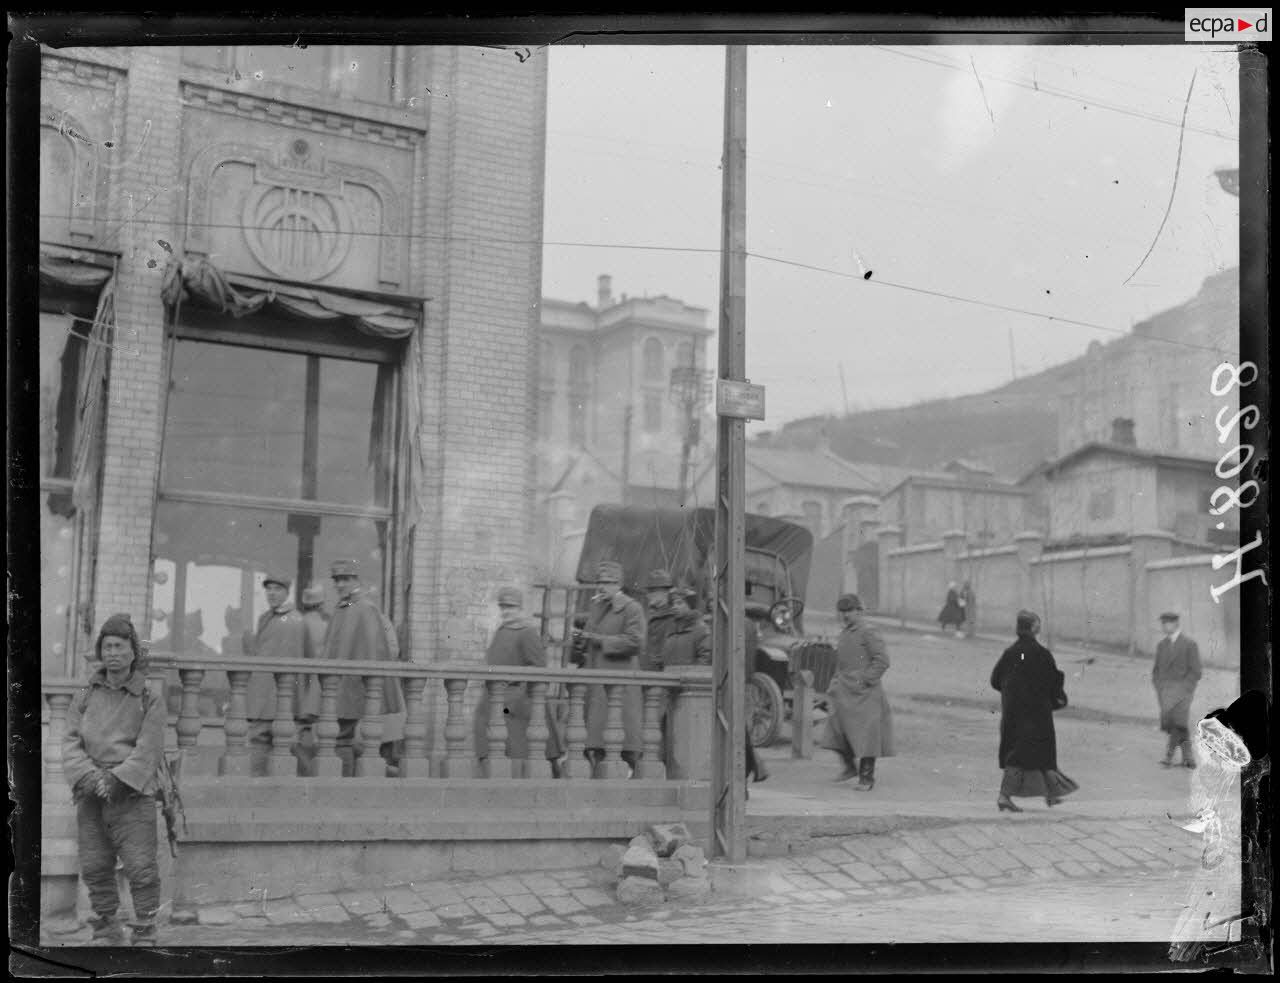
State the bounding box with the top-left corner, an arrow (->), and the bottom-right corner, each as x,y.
411,46 -> 549,668
91,47 -> 182,634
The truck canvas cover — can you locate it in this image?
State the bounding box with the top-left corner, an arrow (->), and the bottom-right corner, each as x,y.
574,505 -> 815,604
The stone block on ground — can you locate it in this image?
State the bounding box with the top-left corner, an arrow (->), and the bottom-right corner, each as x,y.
620,840 -> 660,881
616,875 -> 665,906
672,843 -> 708,878
666,876 -> 712,903
648,822 -> 694,858
657,858 -> 685,886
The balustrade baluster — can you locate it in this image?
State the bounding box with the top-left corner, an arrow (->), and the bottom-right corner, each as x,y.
440,678 -> 472,778
355,675 -> 386,777
484,679 -> 511,779
176,669 -> 205,754
400,677 -> 429,778
638,685 -> 667,779
44,692 -> 72,799
600,683 -> 630,780
565,682 -> 587,780
525,681 -> 549,779
268,672 -> 298,778
314,674 -> 342,777
219,670 -> 252,776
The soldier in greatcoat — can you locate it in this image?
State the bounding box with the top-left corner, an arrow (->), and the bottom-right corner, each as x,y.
293,583 -> 329,776
580,560 -> 645,776
473,587 -> 548,774
320,558 -> 403,776
245,572 -> 309,777
820,593 -> 895,791
1152,612 -> 1203,769
643,569 -> 676,672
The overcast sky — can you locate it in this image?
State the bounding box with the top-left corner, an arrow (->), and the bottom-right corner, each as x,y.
540,44 -> 1241,428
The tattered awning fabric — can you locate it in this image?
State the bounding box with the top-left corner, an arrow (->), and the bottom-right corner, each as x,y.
161,255 -> 419,340
40,248 -> 115,292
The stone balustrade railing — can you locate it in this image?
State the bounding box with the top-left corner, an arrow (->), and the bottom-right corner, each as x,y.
42,656 -> 708,785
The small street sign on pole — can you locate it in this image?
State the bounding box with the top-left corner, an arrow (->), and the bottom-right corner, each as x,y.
711,44 -> 749,865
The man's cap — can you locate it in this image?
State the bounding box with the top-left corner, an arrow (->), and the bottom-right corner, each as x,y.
330,558 -> 360,578
263,572 -> 292,589
836,593 -> 863,612
595,560 -> 623,583
1159,611 -> 1180,622
497,586 -> 523,608
668,587 -> 698,606
300,584 -> 326,607
646,568 -> 674,590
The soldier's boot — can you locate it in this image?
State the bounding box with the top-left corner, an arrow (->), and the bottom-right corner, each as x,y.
1160,734 -> 1178,767
89,915 -> 125,945
1180,739 -> 1197,769
832,750 -> 858,783
129,921 -> 158,947
853,757 -> 876,792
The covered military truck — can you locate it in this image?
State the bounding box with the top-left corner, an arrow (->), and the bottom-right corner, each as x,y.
537,504 -> 837,746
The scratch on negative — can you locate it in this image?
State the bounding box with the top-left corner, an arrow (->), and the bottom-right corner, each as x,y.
1123,69 -> 1198,286
970,56 -> 996,129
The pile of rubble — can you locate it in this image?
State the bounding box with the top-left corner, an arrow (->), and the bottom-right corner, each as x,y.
605,822 -> 711,906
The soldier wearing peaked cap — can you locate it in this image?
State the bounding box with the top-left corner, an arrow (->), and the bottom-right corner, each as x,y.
821,593 -> 895,791
245,571 -> 310,777
473,587 -> 552,775
579,559 -> 646,775
644,568 -> 676,672
320,558 -> 404,776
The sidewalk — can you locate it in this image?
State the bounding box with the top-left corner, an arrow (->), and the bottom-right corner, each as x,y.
40,806 -> 1226,947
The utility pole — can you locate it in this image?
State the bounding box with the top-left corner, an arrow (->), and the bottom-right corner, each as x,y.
711,44 -> 748,864
839,363 -> 850,416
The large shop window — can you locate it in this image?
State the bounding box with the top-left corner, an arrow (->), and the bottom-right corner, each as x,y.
151,318 -> 399,661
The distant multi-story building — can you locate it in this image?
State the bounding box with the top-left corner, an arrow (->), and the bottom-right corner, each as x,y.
533,275 -> 714,578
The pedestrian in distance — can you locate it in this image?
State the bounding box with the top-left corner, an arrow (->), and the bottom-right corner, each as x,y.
62,614 -> 166,946
1152,612 -> 1203,769
580,560 -> 646,777
473,587 -> 551,777
990,610 -> 1078,812
319,559 -> 404,777
244,571 -> 310,777
820,593 -> 894,792
643,568 -> 677,672
938,581 -> 965,634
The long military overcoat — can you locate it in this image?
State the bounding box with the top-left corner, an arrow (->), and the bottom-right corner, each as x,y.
584,592 -> 646,754
820,616 -> 895,758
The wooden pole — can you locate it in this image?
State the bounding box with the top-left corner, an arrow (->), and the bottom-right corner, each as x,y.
711,44 -> 748,864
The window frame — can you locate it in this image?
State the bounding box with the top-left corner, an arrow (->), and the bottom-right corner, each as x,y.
155,314 -> 405,637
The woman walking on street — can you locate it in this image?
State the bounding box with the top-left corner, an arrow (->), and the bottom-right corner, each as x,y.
990,610 -> 1078,812
938,582 -> 965,633
63,614 -> 166,945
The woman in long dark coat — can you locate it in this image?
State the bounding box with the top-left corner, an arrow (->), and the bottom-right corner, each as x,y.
990,610 -> 1078,812
938,582 -> 965,632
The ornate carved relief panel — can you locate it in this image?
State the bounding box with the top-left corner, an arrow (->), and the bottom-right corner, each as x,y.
180,82 -> 420,293
39,55 -> 125,247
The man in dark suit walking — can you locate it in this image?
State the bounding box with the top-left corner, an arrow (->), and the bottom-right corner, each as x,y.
1152,612 -> 1203,769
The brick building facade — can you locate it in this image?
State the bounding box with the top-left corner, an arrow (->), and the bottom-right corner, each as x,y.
38,45 -> 548,699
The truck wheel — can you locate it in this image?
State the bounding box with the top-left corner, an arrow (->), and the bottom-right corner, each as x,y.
747,672 -> 784,747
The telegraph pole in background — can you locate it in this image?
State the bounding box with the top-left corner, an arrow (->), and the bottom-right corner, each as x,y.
711,45 -> 749,864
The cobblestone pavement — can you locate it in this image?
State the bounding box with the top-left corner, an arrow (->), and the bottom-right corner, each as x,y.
42,814 -> 1237,948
